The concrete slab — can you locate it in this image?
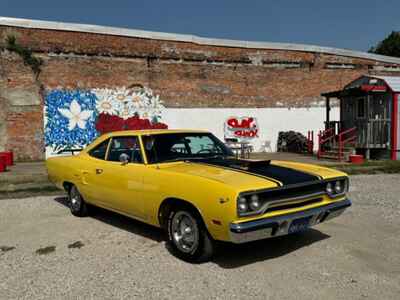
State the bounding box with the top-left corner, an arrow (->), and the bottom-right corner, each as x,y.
0,162 -> 52,193
250,152 -> 347,166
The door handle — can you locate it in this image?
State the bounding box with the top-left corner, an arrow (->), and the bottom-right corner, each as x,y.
96,168 -> 103,175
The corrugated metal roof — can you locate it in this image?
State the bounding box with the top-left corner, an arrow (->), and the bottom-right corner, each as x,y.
2,16 -> 400,64
371,76 -> 400,92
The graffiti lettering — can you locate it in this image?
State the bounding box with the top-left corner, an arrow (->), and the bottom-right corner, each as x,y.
234,129 -> 258,138
224,116 -> 259,140
227,117 -> 255,129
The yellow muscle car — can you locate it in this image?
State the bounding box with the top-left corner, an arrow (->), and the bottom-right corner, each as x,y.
47,129 -> 351,262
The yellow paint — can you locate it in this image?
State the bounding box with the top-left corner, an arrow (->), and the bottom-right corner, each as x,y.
46,129 -> 349,242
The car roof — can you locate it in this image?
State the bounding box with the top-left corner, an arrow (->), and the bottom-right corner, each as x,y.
103,129 -> 210,138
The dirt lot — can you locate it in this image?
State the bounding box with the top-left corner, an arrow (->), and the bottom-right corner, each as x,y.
1,174 -> 399,299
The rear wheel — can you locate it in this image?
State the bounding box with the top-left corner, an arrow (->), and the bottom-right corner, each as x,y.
68,185 -> 89,217
166,207 -> 214,263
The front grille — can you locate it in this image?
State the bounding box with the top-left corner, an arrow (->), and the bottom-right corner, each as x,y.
255,181 -> 325,202
266,197 -> 323,213
242,181 -> 327,215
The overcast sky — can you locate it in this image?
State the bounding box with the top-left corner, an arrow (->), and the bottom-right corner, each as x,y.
1,0 -> 398,51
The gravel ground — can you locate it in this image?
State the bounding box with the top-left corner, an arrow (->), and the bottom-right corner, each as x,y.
1,174 -> 399,299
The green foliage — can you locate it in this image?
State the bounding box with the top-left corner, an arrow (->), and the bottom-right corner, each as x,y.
329,160 -> 400,175
5,35 -> 42,75
369,31 -> 400,57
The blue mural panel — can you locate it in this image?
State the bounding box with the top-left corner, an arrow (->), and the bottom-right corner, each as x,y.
44,90 -> 98,152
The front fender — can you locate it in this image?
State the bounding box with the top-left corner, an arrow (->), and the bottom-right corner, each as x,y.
142,168 -> 238,241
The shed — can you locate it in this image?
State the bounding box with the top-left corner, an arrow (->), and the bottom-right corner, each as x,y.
321,75 -> 400,160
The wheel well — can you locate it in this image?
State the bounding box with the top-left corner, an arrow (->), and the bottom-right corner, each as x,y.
158,198 -> 204,230
62,181 -> 73,193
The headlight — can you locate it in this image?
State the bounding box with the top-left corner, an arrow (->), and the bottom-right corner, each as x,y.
249,194 -> 261,210
326,178 -> 348,197
237,197 -> 248,213
334,181 -> 342,193
326,182 -> 333,194
237,194 -> 264,216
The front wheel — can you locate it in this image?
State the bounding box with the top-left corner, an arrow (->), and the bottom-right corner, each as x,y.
166,207 -> 214,263
68,185 -> 89,217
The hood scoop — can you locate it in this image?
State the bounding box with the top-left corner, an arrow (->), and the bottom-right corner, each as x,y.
230,159 -> 271,170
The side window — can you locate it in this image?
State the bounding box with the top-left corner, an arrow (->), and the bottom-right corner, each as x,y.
171,140 -> 189,154
185,136 -> 217,153
89,139 -> 109,160
357,98 -> 365,118
107,136 -> 143,163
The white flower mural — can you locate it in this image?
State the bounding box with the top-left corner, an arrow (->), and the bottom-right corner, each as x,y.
58,99 -> 93,131
113,87 -> 132,103
45,86 -> 167,158
93,88 -> 122,115
96,98 -> 119,115
93,86 -> 165,121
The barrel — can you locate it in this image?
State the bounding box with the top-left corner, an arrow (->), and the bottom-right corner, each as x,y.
0,155 -> 6,172
0,151 -> 14,166
349,154 -> 364,164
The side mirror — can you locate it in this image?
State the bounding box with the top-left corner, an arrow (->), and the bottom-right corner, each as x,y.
119,153 -> 130,165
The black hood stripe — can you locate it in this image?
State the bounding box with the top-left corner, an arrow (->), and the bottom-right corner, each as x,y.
192,159 -> 320,186
195,161 -> 283,186
275,163 -> 323,180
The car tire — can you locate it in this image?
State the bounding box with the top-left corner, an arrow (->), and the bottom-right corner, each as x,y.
166,206 -> 214,263
68,185 -> 89,217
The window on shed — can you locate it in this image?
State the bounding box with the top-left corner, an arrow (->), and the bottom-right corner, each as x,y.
357,98 -> 365,118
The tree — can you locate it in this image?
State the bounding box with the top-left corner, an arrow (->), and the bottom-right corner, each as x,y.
369,31 -> 400,57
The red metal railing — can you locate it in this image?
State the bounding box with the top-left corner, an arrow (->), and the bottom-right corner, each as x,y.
338,127 -> 357,161
317,127 -> 336,159
317,127 -> 357,161
307,131 -> 314,154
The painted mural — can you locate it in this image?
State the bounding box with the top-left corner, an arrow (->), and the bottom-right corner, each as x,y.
44,86 -> 167,156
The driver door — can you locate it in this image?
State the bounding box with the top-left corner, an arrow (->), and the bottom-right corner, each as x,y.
91,136 -> 147,220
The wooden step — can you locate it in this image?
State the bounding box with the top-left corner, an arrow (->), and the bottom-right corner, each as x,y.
331,147 -> 355,152
319,150 -> 352,161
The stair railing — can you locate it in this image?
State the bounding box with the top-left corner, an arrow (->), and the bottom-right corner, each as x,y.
317,127 -> 335,159
307,131 -> 314,154
338,127 -> 357,162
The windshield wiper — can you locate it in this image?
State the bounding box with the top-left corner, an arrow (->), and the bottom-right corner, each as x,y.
161,157 -> 198,163
208,154 -> 228,159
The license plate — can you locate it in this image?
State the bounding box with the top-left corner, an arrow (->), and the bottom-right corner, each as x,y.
288,216 -> 312,234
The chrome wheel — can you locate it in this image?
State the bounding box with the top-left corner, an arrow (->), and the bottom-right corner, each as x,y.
171,211 -> 199,253
70,187 -> 82,211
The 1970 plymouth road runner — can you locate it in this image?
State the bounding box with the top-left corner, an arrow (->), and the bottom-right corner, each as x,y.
47,129 -> 351,262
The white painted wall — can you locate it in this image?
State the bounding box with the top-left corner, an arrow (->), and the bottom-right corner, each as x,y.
162,107 -> 340,152
45,106 -> 339,157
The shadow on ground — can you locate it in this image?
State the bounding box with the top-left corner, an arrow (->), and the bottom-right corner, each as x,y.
212,229 -> 330,268
54,196 -> 329,268
54,196 -> 164,243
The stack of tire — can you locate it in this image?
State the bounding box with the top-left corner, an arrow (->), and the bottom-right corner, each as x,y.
277,131 -> 309,153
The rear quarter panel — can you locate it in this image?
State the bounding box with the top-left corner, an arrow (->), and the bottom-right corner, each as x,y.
46,155 -> 84,191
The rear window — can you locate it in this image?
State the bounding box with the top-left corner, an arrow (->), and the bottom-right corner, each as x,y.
89,139 -> 109,160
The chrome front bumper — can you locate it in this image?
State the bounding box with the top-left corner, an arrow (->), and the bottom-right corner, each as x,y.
229,198 -> 351,243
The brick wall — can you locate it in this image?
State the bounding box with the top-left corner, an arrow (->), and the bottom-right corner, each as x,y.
1,25 -> 400,160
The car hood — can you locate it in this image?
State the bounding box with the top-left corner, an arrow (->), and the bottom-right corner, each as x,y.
156,158 -> 345,191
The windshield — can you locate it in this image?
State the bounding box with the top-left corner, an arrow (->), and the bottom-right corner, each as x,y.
142,132 -> 234,164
